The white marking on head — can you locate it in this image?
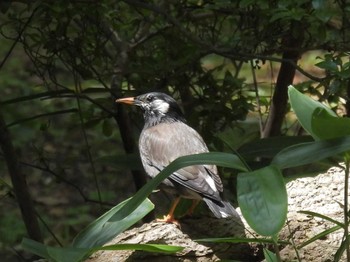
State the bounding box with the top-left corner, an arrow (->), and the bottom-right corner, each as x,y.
152,99 -> 170,114
205,175 -> 218,193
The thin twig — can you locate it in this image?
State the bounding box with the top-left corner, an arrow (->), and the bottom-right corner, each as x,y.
6,108 -> 78,128
73,75 -> 103,207
17,159 -> 114,207
0,7 -> 38,70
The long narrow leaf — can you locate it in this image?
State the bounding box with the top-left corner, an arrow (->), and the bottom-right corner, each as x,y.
109,152 -> 248,222
264,248 -> 278,262
196,237 -> 289,245
272,136 -> 350,169
334,237 -> 349,262
96,243 -> 184,253
298,225 -> 341,249
237,165 -> 287,236
298,210 -> 344,228
72,198 -> 154,248
22,238 -> 89,262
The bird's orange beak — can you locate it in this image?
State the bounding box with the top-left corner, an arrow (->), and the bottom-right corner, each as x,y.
115,97 -> 135,105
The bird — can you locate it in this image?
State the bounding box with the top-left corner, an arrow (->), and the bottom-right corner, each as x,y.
116,92 -> 240,223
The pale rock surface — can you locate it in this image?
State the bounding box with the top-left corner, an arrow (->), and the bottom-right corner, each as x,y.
87,166 -> 349,261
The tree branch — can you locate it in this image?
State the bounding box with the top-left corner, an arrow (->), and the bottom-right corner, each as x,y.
0,107 -> 42,242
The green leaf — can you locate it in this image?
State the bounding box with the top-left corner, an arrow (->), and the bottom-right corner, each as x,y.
334,237 -> 349,262
237,165 -> 287,236
22,239 -> 183,262
298,210 -> 344,228
238,136 -> 313,159
109,152 -> 248,222
97,243 -> 184,253
272,136 -> 350,169
263,248 -> 278,262
311,107 -> 350,140
72,198 -> 154,248
298,225 -> 341,249
22,238 -> 89,262
288,85 -> 336,140
196,237 -> 289,245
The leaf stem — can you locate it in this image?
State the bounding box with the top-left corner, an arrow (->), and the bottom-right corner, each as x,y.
272,236 -> 282,262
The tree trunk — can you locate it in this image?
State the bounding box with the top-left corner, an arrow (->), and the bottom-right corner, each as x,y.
262,24 -> 303,137
0,107 -> 42,242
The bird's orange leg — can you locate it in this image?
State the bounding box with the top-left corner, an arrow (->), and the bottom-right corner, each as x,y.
157,197 -> 180,225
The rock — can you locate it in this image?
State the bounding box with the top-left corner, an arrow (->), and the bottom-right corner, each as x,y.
86,216 -> 257,261
87,165 -> 349,261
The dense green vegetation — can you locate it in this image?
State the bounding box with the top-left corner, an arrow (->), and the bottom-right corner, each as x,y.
0,0 -> 349,261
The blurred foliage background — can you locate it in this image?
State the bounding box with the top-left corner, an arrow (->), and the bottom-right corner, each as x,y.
0,0 -> 349,261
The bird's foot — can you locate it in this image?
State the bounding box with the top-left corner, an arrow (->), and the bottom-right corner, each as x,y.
156,214 -> 180,227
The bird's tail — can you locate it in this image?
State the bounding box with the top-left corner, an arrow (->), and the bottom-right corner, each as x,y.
203,197 -> 240,219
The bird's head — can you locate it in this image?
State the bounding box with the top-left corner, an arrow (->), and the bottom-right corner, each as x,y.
116,92 -> 185,127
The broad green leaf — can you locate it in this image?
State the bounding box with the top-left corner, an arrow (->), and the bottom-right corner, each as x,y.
98,243 -> 184,253
264,248 -> 278,262
237,165 -> 287,236
311,107 -> 350,140
109,152 -> 248,222
22,238 -> 89,262
272,136 -> 350,169
72,198 -> 154,248
315,60 -> 338,72
238,136 -> 313,159
288,85 -> 336,140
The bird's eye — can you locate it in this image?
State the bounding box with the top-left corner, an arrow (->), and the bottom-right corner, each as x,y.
146,95 -> 154,102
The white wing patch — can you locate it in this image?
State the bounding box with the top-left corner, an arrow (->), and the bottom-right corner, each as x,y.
153,99 -> 170,114
205,175 -> 218,193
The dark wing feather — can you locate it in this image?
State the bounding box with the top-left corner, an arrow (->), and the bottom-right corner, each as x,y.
139,121 -> 223,200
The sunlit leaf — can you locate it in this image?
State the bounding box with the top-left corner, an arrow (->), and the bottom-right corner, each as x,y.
109,152 -> 248,222
72,198 -> 154,248
298,225 -> 341,249
311,108 -> 350,140
272,136 -> 350,169
264,248 -> 278,262
237,165 -> 287,236
288,85 -> 336,140
98,243 -> 184,253
196,237 -> 289,245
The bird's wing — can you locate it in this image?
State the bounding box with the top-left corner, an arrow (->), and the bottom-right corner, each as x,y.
139,121 -> 224,199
